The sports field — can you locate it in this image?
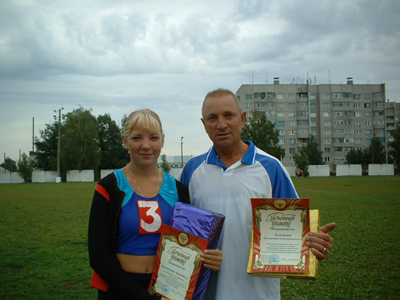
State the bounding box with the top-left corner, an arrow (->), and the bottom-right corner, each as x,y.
1,176 -> 399,299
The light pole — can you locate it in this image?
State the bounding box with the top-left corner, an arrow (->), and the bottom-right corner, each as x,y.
54,107 -> 64,178
181,137 -> 184,167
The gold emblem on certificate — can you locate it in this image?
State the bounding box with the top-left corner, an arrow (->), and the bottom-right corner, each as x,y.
247,198 -> 320,279
149,225 -> 208,300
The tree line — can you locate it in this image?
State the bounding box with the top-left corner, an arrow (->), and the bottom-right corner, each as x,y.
2,108 -> 400,181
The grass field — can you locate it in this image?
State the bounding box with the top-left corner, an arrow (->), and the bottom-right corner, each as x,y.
1,177 -> 399,299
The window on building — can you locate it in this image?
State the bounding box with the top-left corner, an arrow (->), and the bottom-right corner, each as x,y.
288,94 -> 295,99
355,139 -> 362,144
356,129 -> 362,135
325,148 -> 331,153
279,130 -> 285,136
289,148 -> 296,154
364,103 -> 371,108
289,121 -> 296,126
343,93 -> 351,98
324,120 -> 331,126
277,103 -> 284,108
289,130 -> 296,135
298,129 -> 308,135
354,103 -> 361,108
365,129 -> 372,135
324,103 -> 330,108
310,103 -> 316,109
311,121 -> 317,126
288,112 -> 295,117
278,121 -> 285,127
297,120 -> 308,126
354,94 -> 361,99
289,139 -> 296,145
355,120 -> 361,126
311,113 -> 316,118
298,111 -> 307,116
323,112 -> 330,117
364,93 -> 371,99
324,130 -> 331,135
256,92 -> 266,99
324,157 -> 331,162
279,139 -> 285,145
324,138 -> 331,144
246,103 -> 253,109
366,138 -> 372,144
372,92 -> 383,98
355,112 -> 361,117
365,120 -> 371,126
277,112 -> 285,118
277,94 -> 283,100
332,92 -> 343,98
323,94 -> 330,99
246,94 -> 253,100
289,103 -> 295,108
365,112 -> 371,117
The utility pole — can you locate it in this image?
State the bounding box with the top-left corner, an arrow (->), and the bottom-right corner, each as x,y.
54,108 -> 64,178
181,137 -> 184,168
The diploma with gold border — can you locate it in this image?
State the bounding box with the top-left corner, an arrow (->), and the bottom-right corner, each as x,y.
149,225 -> 208,300
247,198 -> 319,279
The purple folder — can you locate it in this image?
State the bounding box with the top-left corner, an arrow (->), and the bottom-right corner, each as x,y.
170,202 -> 225,300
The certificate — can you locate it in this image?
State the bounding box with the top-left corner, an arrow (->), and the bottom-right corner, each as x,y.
149,225 -> 208,300
247,198 -> 319,279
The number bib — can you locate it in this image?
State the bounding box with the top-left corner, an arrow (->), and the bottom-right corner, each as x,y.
137,200 -> 163,234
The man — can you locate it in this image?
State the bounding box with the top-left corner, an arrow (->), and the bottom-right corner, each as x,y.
180,88 -> 336,300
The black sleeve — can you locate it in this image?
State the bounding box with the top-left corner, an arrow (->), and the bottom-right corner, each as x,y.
88,174 -> 161,300
176,179 -> 190,204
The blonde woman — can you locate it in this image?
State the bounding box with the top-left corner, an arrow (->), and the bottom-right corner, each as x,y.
89,109 -> 222,300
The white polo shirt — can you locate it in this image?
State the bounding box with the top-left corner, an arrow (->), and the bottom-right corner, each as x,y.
180,141 -> 298,300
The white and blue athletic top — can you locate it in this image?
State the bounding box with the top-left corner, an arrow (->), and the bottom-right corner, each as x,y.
180,141 -> 298,300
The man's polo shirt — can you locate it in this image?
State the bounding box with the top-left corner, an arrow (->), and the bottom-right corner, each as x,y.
180,141 -> 298,300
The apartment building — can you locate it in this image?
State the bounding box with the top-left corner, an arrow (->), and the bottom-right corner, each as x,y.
236,77 -> 400,167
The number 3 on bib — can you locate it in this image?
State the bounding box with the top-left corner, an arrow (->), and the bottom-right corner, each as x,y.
137,200 -> 162,234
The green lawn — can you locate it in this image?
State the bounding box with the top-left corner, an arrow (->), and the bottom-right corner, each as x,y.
0,177 -> 399,299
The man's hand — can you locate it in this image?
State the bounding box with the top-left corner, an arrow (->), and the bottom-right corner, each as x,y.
201,249 -> 223,271
307,222 -> 336,260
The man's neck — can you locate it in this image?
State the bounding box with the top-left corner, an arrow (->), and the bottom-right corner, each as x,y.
215,141 -> 249,168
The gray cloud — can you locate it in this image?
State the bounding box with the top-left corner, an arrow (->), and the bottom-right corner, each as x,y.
1,0 -> 399,160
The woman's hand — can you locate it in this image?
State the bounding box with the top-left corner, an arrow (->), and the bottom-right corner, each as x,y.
201,249 -> 223,271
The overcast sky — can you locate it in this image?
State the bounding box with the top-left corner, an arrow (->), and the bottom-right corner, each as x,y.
1,0 -> 399,162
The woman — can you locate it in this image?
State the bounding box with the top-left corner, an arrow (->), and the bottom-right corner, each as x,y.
88,109 -> 222,300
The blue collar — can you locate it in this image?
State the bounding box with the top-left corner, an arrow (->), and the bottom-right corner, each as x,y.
206,140 -> 256,169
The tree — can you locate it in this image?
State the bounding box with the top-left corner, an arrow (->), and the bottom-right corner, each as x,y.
370,137 -> 385,164
304,136 -> 324,165
35,123 -> 59,171
17,152 -> 35,182
389,121 -> 400,170
62,107 -> 100,171
293,147 -> 310,177
242,110 -> 285,159
1,157 -> 17,172
97,114 -> 129,170
160,154 -> 171,174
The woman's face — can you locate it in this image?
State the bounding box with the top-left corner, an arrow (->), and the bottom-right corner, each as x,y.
123,126 -> 164,167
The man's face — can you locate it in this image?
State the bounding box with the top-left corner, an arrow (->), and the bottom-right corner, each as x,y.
201,94 -> 246,151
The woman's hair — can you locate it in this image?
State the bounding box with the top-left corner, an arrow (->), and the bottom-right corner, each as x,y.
123,109 -> 163,137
